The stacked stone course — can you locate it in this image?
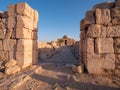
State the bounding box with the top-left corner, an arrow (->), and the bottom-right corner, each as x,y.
80,0 -> 120,76
0,2 -> 39,71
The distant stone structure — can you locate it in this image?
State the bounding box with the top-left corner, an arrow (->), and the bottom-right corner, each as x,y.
57,35 -> 75,46
80,0 -> 120,76
0,2 -> 39,73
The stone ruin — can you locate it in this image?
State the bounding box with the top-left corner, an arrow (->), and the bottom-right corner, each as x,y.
0,2 -> 39,73
80,0 -> 120,76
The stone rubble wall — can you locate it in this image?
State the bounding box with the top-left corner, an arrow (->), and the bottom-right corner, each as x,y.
80,0 -> 120,76
0,2 -> 39,72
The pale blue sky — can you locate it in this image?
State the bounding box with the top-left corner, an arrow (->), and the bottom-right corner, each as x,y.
0,0 -> 114,41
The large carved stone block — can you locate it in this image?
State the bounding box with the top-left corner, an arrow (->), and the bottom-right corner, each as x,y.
87,24 -> 106,38
17,39 -> 33,52
111,7 -> 120,18
114,38 -> 120,53
0,40 -> 2,50
5,29 -> 13,39
16,51 -> 32,68
3,39 -> 16,51
95,38 -> 114,53
8,4 -> 16,16
7,16 -> 16,28
96,8 -> 111,25
0,51 -> 8,61
107,26 -> 120,37
17,15 -> 33,30
16,28 -> 32,39
101,54 -> 115,70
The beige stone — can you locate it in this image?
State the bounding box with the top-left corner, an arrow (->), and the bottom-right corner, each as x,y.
17,15 -> 33,30
33,21 -> 38,31
5,65 -> 21,75
107,26 -> 120,37
17,2 -> 33,18
0,40 -> 2,50
32,31 -> 37,40
17,39 -> 33,51
32,40 -> 38,50
32,51 -> 38,64
87,24 -> 106,38
115,0 -> 120,7
72,64 -> 84,73
111,7 -> 120,18
5,29 -> 13,39
8,4 -> 16,16
16,28 -> 32,39
34,10 -> 39,22
101,54 -> 115,70
7,16 -> 16,28
84,10 -> 95,25
9,51 -> 16,60
3,39 -> 16,51
0,28 -> 6,39
95,38 -> 114,53
5,59 -> 17,68
0,51 -> 8,61
87,54 -> 102,75
112,18 -> 120,25
96,8 -> 111,25
86,38 -> 94,54
114,38 -> 120,53
16,52 -> 32,68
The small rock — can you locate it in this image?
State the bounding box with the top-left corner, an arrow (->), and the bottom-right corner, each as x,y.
5,65 -> 21,75
72,63 -> 84,74
5,59 -> 17,68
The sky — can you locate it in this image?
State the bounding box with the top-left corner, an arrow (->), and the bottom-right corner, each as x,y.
0,0 -> 114,42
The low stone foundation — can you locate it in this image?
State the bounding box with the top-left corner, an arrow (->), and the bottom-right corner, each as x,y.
80,0 -> 120,76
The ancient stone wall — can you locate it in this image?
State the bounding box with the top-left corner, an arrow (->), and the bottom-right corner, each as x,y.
0,2 -> 39,72
80,0 -> 120,76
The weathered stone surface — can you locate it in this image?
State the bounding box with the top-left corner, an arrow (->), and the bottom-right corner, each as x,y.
16,28 -> 32,39
0,51 -> 8,61
9,51 -> 16,60
84,10 -> 95,25
5,65 -> 20,75
80,30 -> 86,40
86,38 -> 94,54
17,39 -> 33,51
32,31 -> 37,40
72,64 -> 84,73
0,28 -> 6,39
7,16 -> 15,28
32,40 -> 38,50
93,2 -> 114,10
87,24 -> 106,38
17,15 -> 33,30
17,3 -> 34,18
32,51 -> 38,64
16,52 -> 32,68
95,38 -> 114,53
111,7 -> 120,18
5,59 -> 17,68
115,0 -> 120,7
112,18 -> 120,25
96,8 -> 111,25
5,29 -> 13,39
8,4 -> 16,16
107,26 -> 120,37
34,10 -> 39,22
114,38 -> 120,53
3,39 -> 16,51
101,54 -> 115,70
87,54 -> 102,75
0,40 -> 2,50
33,21 -> 38,31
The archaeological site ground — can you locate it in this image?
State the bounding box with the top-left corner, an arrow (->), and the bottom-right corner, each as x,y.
0,0 -> 120,90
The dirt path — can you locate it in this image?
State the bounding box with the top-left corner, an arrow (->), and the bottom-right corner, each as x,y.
43,46 -> 78,64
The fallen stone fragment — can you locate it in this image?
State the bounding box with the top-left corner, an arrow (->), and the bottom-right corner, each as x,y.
72,64 -> 84,74
5,59 -> 17,68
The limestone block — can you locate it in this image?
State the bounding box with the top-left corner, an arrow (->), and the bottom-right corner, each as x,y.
17,15 -> 33,30
115,0 -> 120,7
96,8 -> 111,25
17,3 -> 34,18
93,2 -> 114,10
16,52 -> 32,68
7,16 -> 16,28
9,51 -> 16,60
72,64 -> 84,73
107,26 -> 120,37
95,38 -> 114,53
86,53 -> 102,75
32,40 -> 38,50
0,28 -> 6,39
33,21 -> 38,31
34,10 -> 39,22
114,38 -> 120,53
101,54 -> 115,70
80,39 -> 86,52
32,31 -> 37,40
16,28 -> 32,39
8,4 -> 16,16
84,10 -> 95,25
112,18 -> 120,25
86,38 -> 94,54
32,51 -> 38,64
17,39 -> 33,51
80,30 -> 86,40
5,59 -> 17,68
5,65 -> 20,75
87,24 -> 106,38
3,39 -> 16,51
0,51 -> 8,61
0,40 -> 2,50
111,7 -> 120,18
5,29 -> 13,39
